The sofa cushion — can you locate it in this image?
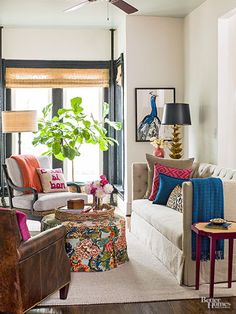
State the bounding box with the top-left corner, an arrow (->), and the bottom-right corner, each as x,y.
12,192 -> 88,211
145,154 -> 194,198
132,199 -> 183,249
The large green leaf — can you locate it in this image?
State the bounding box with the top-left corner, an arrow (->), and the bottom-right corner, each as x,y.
99,139 -> 109,151
102,102 -> 109,119
54,152 -> 65,161
52,142 -> 61,155
62,146 -> 77,160
104,119 -> 122,130
82,130 -> 90,141
83,120 -> 91,128
58,108 -> 71,115
71,97 -> 83,115
52,116 -> 59,122
42,103 -> 53,117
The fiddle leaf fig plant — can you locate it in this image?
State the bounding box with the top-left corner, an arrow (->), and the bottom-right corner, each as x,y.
32,97 -> 122,180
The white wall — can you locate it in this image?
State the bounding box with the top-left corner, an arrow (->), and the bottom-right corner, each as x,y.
124,16 -> 184,214
2,27 -> 110,60
218,10 -> 236,168
184,0 -> 236,164
114,15 -> 126,59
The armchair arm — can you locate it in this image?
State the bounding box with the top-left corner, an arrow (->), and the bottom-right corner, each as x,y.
18,225 -> 66,261
2,164 -> 38,207
9,183 -> 38,195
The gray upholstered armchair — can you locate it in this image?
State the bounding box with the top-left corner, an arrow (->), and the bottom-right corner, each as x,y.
3,156 -> 87,219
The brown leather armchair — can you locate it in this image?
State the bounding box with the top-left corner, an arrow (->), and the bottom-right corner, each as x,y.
0,208 -> 71,314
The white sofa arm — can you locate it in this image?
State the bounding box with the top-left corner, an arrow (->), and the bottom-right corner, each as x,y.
223,180 -> 236,221
132,163 -> 148,200
182,181 -> 193,257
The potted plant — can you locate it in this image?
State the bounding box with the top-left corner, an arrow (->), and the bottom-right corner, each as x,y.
32,97 -> 122,181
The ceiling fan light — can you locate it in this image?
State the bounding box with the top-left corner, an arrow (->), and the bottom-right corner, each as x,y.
64,0 -> 89,12
64,0 -> 138,14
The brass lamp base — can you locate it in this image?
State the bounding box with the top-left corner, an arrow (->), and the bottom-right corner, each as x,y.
169,124 -> 182,159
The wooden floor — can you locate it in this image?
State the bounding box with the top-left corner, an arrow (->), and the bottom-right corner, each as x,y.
29,297 -> 236,314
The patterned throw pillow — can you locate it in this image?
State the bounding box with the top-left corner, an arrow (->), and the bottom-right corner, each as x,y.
149,163 -> 192,201
36,168 -> 68,193
166,185 -> 183,212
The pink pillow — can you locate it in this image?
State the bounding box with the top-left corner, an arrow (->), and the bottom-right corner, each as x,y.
16,211 -> 31,241
149,163 -> 192,201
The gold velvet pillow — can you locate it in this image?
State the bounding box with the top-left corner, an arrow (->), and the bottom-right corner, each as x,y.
145,154 -> 194,198
36,168 -> 68,193
166,185 -> 183,212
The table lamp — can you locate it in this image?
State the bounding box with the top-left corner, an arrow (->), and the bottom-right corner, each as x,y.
1,110 -> 38,154
161,103 -> 191,159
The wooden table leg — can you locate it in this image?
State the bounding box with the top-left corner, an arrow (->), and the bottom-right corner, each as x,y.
195,234 -> 201,290
210,237 -> 216,298
228,238 -> 234,288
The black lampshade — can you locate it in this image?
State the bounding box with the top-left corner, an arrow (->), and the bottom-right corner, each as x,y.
161,103 -> 191,125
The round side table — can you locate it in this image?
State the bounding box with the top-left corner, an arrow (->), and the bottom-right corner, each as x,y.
191,222 -> 236,298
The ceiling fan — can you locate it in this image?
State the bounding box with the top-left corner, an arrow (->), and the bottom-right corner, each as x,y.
65,0 -> 138,14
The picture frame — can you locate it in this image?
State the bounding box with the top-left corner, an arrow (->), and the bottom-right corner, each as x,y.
135,87 -> 175,142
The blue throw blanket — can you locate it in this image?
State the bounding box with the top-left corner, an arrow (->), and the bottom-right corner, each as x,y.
191,177 -> 224,261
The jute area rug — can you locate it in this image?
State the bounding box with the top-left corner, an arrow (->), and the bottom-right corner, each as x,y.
39,232 -> 236,306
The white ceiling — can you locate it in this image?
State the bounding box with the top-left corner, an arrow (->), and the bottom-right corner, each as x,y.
0,0 -> 206,28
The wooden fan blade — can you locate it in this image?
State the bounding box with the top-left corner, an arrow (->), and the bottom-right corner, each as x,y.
111,0 -> 138,14
64,0 -> 89,12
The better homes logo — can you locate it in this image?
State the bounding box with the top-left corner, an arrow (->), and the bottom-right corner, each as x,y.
201,297 -> 231,309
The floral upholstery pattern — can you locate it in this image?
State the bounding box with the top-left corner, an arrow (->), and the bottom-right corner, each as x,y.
41,214 -> 129,272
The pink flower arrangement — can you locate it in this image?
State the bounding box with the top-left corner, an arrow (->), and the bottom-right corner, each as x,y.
85,175 -> 113,199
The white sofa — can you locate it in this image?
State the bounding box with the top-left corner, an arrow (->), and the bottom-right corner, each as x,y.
131,162 -> 236,286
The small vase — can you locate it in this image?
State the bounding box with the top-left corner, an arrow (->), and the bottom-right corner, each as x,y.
93,196 -> 102,211
153,146 -> 164,158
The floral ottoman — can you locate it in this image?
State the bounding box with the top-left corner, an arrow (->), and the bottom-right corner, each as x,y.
41,214 -> 129,272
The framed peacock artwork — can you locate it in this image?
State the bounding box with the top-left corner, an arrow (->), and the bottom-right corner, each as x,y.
135,87 -> 175,142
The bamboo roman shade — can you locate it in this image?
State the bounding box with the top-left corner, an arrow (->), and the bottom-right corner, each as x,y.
5,67 -> 109,88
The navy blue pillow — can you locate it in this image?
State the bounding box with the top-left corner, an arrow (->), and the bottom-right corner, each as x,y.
153,173 -> 189,205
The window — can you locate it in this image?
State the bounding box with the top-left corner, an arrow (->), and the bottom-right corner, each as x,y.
11,88 -> 51,155
10,87 -> 104,182
3,61 -> 124,190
